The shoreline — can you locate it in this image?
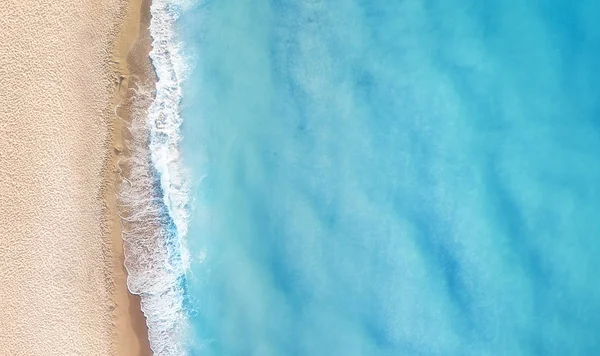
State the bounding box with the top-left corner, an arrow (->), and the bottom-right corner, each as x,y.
108,0 -> 155,354
121,1 -> 192,353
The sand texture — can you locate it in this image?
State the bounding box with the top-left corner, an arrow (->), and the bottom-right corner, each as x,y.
0,0 -> 149,355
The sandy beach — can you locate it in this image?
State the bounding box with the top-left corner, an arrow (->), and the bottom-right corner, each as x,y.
0,0 -> 151,355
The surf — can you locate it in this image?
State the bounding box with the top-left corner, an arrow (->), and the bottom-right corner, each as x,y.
118,0 -> 192,355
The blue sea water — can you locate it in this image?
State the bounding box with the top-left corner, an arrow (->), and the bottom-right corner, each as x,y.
140,0 -> 600,354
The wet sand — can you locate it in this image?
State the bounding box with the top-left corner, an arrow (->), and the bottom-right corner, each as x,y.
111,0 -> 155,353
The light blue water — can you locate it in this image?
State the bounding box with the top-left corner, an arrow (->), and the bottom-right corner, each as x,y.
144,0 -> 600,354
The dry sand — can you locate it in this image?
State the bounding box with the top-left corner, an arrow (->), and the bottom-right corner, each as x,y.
0,0 -> 151,355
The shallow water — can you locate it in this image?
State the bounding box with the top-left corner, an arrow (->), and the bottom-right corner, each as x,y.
139,0 -> 600,354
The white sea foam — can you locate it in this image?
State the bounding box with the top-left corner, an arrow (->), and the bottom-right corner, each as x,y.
119,81 -> 189,356
148,0 -> 191,269
117,0 -> 192,355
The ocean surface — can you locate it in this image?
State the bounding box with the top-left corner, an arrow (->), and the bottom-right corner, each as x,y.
134,0 -> 600,354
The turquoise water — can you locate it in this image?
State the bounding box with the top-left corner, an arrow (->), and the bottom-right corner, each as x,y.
140,0 -> 600,354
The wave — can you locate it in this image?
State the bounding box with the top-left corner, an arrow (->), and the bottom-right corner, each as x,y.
118,0 -> 192,355
148,0 -> 191,250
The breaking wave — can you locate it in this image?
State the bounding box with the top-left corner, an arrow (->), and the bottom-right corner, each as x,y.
118,0 -> 192,355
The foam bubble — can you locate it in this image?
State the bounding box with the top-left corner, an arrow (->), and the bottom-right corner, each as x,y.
117,0 -> 193,355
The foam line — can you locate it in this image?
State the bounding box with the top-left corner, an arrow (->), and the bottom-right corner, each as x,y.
118,0 -> 192,354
